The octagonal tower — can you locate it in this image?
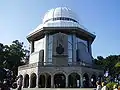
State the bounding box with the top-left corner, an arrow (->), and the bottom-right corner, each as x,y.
18,7 -> 103,89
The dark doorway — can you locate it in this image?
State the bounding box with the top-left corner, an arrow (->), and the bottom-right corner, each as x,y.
54,73 -> 66,88
83,73 -> 89,88
38,73 -> 51,88
91,75 -> 96,88
30,73 -> 36,88
68,73 -> 80,88
38,75 -> 45,88
24,74 -> 29,88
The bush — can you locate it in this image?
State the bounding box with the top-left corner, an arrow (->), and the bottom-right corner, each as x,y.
106,82 -> 117,90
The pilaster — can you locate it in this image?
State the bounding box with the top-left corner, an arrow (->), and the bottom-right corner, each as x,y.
72,33 -> 76,64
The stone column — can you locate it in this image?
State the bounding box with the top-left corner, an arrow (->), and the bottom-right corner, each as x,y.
66,75 -> 68,88
28,76 -> 31,88
36,74 -> 39,88
72,33 -> 76,64
30,41 -> 34,53
44,33 -> 49,65
22,76 -> 24,88
51,75 -> 54,88
80,75 -> 83,88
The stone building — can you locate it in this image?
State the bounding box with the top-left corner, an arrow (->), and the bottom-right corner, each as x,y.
18,7 -> 103,88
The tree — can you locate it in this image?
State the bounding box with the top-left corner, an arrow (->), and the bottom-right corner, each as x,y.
0,40 -> 29,84
93,55 -> 120,77
115,62 -> 120,75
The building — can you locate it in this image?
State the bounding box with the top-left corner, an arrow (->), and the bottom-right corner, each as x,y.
18,7 -> 103,88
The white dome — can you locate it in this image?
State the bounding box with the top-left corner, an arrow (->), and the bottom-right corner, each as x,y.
28,7 -> 89,36
43,7 -> 79,26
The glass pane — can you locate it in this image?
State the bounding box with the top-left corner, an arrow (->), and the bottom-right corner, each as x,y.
68,49 -> 72,58
68,35 -> 72,43
48,43 -> 52,50
48,50 -> 52,58
68,42 -> 72,49
48,58 -> 52,62
77,37 -> 87,46
48,35 -> 53,43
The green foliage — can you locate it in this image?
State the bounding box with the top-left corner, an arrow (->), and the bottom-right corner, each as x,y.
106,82 -> 117,90
0,40 -> 29,81
115,62 -> 120,68
93,55 -> 120,76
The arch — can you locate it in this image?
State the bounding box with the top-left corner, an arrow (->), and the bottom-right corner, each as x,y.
24,74 -> 29,88
38,73 -> 51,88
54,73 -> 66,88
83,73 -> 89,88
68,72 -> 80,88
53,70 -> 67,76
90,74 -> 97,88
30,73 -> 36,88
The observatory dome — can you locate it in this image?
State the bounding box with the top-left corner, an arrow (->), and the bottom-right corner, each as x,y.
43,7 -> 81,27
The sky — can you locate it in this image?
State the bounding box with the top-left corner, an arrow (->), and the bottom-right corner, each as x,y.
0,0 -> 120,58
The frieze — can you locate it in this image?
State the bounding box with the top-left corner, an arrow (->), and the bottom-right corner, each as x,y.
18,62 -> 38,70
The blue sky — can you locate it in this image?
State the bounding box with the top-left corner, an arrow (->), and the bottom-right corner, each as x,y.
0,0 -> 120,58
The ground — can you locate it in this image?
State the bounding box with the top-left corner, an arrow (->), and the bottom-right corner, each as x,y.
13,88 -> 95,90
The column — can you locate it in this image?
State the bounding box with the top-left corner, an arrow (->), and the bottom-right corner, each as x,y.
72,33 -> 76,64
36,74 -> 39,88
44,33 -> 49,65
22,76 -> 24,88
45,74 -> 47,88
80,75 -> 83,88
28,76 -> 31,88
51,75 -> 54,88
30,41 -> 34,53
66,75 -> 68,88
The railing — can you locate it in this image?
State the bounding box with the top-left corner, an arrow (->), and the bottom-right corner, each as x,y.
18,61 -> 102,70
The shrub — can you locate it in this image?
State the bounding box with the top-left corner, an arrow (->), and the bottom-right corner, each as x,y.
106,82 -> 117,90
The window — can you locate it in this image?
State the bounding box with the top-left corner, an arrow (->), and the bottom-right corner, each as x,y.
44,17 -> 79,23
68,35 -> 73,63
68,49 -> 72,59
48,35 -> 53,63
75,37 -> 88,52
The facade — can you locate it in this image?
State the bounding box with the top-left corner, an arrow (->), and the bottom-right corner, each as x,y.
18,7 -> 103,88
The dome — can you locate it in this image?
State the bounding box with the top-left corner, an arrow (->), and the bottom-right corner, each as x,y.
43,7 -> 79,23
28,7 -> 89,36
42,7 -> 81,27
